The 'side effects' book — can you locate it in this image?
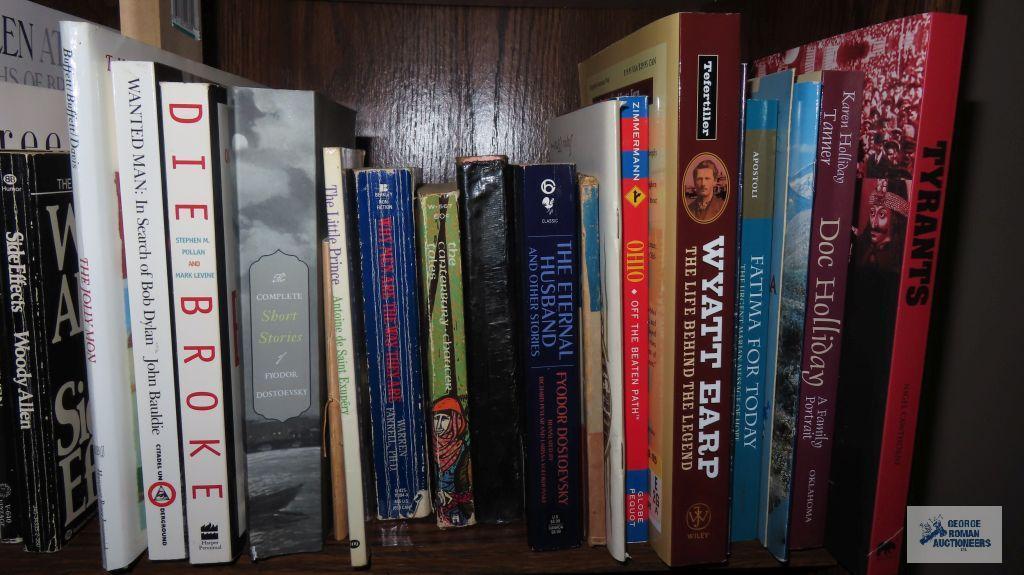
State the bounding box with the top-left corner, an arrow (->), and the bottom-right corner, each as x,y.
61,19 -> 255,570
111,60 -> 188,561
455,156 -> 524,524
0,152 -> 96,552
354,168 -> 431,520
580,11 -> 741,566
415,185 -> 476,529
614,95 -> 650,545
787,70 -> 864,551
548,100 -> 624,558
761,79 -> 822,562
513,164 -> 583,551
232,87 -> 355,560
323,148 -> 369,567
730,99 -> 777,543
756,13 -> 966,574
160,82 -> 246,564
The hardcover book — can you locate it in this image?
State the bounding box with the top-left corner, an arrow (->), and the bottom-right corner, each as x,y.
111,60 -> 188,561
0,152 -> 96,552
354,168 -> 431,521
548,101 -> 625,559
232,87 -> 356,560
415,185 -> 476,529
731,99 -> 778,543
788,70 -> 864,550
615,95 -> 650,545
747,69 -> 796,548
756,14 -> 967,574
161,82 -> 246,564
455,156 -> 524,524
580,12 -> 741,565
323,148 -> 369,567
762,80 -> 822,561
60,20 -> 255,569
513,163 -> 582,551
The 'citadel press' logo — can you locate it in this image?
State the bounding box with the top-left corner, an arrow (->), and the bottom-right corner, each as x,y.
907,506 -> 1002,564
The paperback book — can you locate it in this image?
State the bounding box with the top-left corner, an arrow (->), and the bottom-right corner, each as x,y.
354,168 -> 431,520
416,185 -> 476,529
514,164 -> 583,551
161,82 -> 246,564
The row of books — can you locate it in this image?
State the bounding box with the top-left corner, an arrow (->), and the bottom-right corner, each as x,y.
0,2 -> 967,574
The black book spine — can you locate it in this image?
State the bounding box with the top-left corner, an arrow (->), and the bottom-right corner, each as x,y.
0,153 -> 22,544
456,157 -> 524,524
513,164 -> 583,550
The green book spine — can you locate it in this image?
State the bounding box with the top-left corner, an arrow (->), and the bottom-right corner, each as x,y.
415,186 -> 476,528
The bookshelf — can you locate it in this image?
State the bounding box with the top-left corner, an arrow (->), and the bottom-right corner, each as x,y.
6,0 -> 983,573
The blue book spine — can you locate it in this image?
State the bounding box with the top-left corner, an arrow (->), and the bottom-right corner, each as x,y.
749,69 -> 795,545
515,164 -> 582,550
354,168 -> 431,520
764,81 -> 821,560
731,99 -> 779,542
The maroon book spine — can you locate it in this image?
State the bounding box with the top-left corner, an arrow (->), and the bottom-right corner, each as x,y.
788,70 -> 864,550
670,12 -> 740,564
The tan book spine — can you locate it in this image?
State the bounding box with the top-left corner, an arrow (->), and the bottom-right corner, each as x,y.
322,240 -> 348,540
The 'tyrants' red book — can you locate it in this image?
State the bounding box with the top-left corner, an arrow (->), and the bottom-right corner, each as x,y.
756,13 -> 967,574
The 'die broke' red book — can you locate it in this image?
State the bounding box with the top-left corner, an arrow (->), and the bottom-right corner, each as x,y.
756,13 -> 966,575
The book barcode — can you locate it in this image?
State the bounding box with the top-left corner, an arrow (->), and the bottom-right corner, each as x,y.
171,0 -> 201,41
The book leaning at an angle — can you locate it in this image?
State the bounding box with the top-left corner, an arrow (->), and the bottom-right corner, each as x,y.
757,15 -> 967,573
747,68 -> 796,549
160,82 -> 246,564
762,79 -> 822,562
580,12 -> 741,566
323,147 -> 369,567
0,152 -> 96,552
548,100 -> 624,559
354,168 -> 431,521
111,60 -> 188,561
60,19 -> 256,570
231,87 -> 356,561
730,99 -> 778,543
514,164 -> 583,551
415,185 -> 476,529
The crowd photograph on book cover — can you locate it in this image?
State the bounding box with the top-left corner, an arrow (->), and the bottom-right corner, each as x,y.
1,1 -> 1021,574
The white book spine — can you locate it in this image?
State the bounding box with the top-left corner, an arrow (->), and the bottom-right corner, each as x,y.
60,22 -> 148,571
323,148 -> 368,568
112,61 -> 188,561
161,82 -> 237,564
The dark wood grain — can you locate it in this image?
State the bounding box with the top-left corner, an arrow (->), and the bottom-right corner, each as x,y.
211,1 -> 681,183
27,0 -> 120,29
0,516 -> 842,573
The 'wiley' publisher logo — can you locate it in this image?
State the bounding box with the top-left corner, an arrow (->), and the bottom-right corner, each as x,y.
686,502 -> 711,531
907,506 -> 1001,563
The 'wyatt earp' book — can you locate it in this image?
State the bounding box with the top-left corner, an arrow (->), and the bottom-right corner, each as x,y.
60,19 -> 255,569
548,101 -> 626,560
111,60 -> 188,561
354,168 -> 431,520
761,79 -> 822,562
787,70 -> 864,550
730,99 -> 778,542
580,12 -> 741,565
231,87 -> 356,560
455,156 -> 524,524
0,152 -> 96,552
323,148 -> 369,567
757,14 -> 967,574
513,164 -> 583,551
415,185 -> 476,529
160,82 -> 246,564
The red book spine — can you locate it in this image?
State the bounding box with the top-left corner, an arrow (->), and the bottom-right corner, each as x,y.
788,71 -> 864,549
866,15 -> 966,575
670,12 -> 740,564
619,98 -> 650,542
